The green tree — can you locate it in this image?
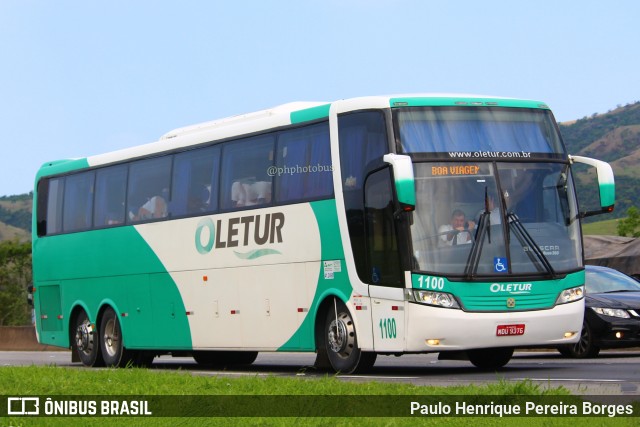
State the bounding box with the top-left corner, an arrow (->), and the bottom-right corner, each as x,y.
0,240 -> 32,325
617,206 -> 640,238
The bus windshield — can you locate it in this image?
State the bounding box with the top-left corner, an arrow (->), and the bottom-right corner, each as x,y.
396,107 -> 565,156
410,161 -> 582,277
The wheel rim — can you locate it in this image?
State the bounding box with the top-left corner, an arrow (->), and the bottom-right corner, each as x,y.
102,316 -> 120,358
75,317 -> 95,356
327,312 -> 355,359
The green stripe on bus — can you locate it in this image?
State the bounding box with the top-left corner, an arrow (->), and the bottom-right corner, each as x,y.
600,182 -> 615,208
278,199 -> 349,351
390,97 -> 549,110
35,158 -> 90,180
33,226 -> 192,349
411,270 -> 584,311
290,104 -> 331,124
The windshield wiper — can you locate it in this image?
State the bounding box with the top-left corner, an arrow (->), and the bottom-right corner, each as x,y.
507,212 -> 556,278
464,187 -> 492,278
463,211 -> 489,278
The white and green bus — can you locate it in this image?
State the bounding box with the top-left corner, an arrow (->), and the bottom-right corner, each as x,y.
32,94 -> 615,373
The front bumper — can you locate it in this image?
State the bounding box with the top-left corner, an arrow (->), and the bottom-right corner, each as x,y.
405,300 -> 584,352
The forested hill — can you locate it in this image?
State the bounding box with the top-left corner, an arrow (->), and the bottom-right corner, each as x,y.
1,101 -> 639,241
559,101 -> 640,220
0,194 -> 31,242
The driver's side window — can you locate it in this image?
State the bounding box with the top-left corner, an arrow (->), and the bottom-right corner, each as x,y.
364,168 -> 402,287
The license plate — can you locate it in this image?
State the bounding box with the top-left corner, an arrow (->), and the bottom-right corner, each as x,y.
496,324 -> 525,336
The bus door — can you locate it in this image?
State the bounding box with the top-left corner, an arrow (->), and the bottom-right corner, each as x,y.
364,168 -> 406,351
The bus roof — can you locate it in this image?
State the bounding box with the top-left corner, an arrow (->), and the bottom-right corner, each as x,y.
36,93 -> 550,178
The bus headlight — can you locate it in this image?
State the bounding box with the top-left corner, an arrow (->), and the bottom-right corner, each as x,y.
411,290 -> 460,309
555,286 -> 584,305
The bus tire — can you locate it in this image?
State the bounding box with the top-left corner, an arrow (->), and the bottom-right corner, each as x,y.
193,351 -> 258,366
324,300 -> 376,374
72,309 -> 103,367
99,307 -> 134,367
467,347 -> 513,370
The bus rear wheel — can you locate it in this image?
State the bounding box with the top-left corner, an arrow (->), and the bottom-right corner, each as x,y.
467,347 -> 513,370
72,309 -> 103,367
99,307 -> 135,367
323,300 -> 376,374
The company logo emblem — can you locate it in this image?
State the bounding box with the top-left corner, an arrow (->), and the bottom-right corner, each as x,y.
489,283 -> 532,294
506,298 -> 516,308
8,397 -> 40,415
195,213 -> 284,259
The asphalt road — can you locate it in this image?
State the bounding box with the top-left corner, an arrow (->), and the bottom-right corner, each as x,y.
3,350 -> 640,396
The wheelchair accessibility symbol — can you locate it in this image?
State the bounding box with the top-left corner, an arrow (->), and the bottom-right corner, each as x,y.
494,257 -> 507,273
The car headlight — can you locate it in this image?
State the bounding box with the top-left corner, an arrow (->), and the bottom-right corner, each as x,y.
410,290 -> 460,309
555,286 -> 584,305
592,307 -> 630,319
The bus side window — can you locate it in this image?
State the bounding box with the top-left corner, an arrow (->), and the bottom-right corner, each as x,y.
364,168 -> 402,287
275,122 -> 333,203
62,171 -> 95,233
127,157 -> 172,223
94,165 -> 127,226
338,111 -> 388,284
171,146 -> 220,217
37,177 -> 64,236
221,135 -> 274,210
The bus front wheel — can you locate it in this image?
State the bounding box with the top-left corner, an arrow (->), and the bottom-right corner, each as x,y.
323,300 -> 376,374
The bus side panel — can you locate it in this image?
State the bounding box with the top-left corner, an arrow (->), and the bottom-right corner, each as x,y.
135,202 -> 328,352
32,227 -> 193,351
34,282 -> 65,346
174,262 -> 318,350
278,199 -> 352,351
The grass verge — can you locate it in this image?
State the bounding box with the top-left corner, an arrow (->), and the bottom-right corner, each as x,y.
0,366 -> 636,426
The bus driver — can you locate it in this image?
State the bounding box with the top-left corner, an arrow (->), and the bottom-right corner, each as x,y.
439,209 -> 475,246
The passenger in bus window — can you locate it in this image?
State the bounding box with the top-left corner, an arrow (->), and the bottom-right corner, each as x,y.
231,180 -> 271,207
130,189 -> 168,220
439,209 -> 475,246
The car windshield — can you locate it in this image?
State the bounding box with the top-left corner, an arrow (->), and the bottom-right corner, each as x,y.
585,268 -> 640,293
409,161 -> 582,277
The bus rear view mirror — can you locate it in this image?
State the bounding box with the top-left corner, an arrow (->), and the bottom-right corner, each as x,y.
383,154 -> 416,212
570,155 -> 615,217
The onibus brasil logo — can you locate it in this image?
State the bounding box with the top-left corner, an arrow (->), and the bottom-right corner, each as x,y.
195,212 -> 284,259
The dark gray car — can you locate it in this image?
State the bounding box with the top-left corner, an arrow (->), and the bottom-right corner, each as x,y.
558,265 -> 640,358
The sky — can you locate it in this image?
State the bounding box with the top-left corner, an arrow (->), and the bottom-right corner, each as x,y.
1,0 -> 639,196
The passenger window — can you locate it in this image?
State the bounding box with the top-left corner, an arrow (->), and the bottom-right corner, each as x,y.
62,171 -> 95,233
221,135 -> 274,210
171,147 -> 220,217
94,165 -> 127,227
275,122 -> 333,203
42,178 -> 64,235
127,157 -> 172,223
